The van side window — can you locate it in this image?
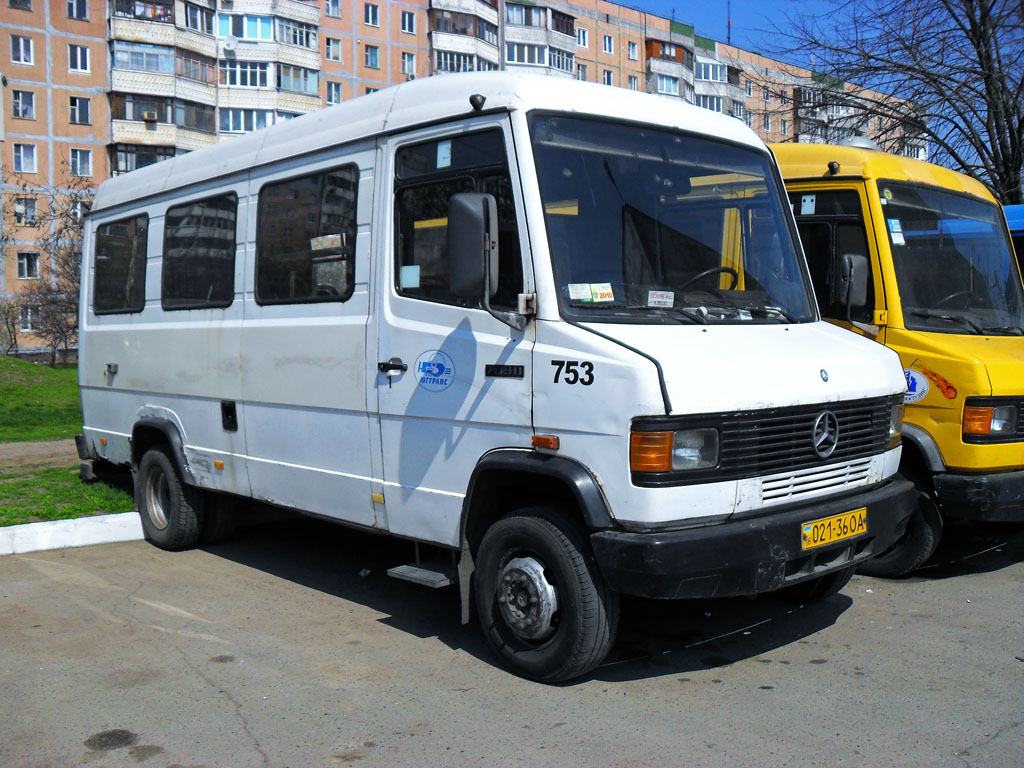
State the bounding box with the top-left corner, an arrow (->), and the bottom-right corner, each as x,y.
789,189 -> 874,322
256,165 -> 358,304
394,130 -> 523,308
93,214 -> 149,315
162,193 -> 237,310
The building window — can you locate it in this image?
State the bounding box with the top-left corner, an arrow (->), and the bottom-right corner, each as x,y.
551,11 -> 574,37
113,0 -> 173,22
69,96 -> 90,124
659,42 -> 677,59
430,11 -> 496,45
627,74 -> 638,90
217,14 -> 273,40
12,90 -> 34,119
111,93 -> 173,122
549,48 -> 573,73
401,10 -> 415,33
18,252 -> 40,279
68,44 -> 90,72
602,34 -> 613,54
781,119 -> 789,136
364,3 -> 378,26
506,43 -> 546,65
184,3 -> 213,34
657,75 -> 678,95
435,50 -> 474,72
745,79 -> 753,97
277,19 -> 317,49
325,0 -> 340,17
278,64 -> 318,94
219,60 -> 268,87
506,4 -> 545,26
114,41 -> 174,73
14,197 -> 37,225
602,69 -> 613,86
364,44 -> 379,68
219,108 -> 273,132
576,62 -> 588,81
13,143 -> 37,173
19,306 -> 40,333
10,0 -> 32,11
401,51 -> 415,75
763,85 -> 770,102
365,87 -> 377,94
110,143 -> 174,174
697,94 -> 722,112
695,61 -> 725,81
326,81 -> 342,104
326,37 -> 341,61
70,148 -> 92,177
762,114 -> 771,131
745,112 -> 753,127
176,49 -> 216,83
576,27 -> 588,48
11,35 -> 33,65
67,0 -> 87,19
780,90 -> 789,106
627,41 -> 638,60
175,100 -> 215,132
733,103 -> 744,119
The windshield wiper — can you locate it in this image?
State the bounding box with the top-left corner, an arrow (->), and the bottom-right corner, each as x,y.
909,309 -> 983,334
980,325 -> 1024,336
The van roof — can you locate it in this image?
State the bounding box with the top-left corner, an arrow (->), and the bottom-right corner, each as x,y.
770,142 -> 996,204
92,72 -> 765,215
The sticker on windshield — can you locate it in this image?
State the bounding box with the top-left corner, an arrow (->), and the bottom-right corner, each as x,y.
414,350 -> 455,392
800,194 -> 816,215
592,283 -> 614,302
904,369 -> 929,403
568,283 -> 592,301
882,187 -> 893,201
647,290 -> 674,308
568,283 -> 614,302
888,218 -> 905,245
436,140 -> 452,169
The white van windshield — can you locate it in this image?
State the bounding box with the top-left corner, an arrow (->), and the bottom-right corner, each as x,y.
529,114 -> 815,324
880,181 -> 1024,335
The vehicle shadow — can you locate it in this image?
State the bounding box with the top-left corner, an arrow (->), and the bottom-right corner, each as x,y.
910,519 -> 1024,580
206,513 -> 857,683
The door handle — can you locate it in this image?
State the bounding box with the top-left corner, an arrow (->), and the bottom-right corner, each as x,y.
377,357 -> 408,374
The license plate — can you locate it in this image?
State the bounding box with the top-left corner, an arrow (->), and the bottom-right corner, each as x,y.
800,507 -> 868,550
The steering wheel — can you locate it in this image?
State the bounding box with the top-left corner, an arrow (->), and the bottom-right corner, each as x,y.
678,267 -> 739,292
934,290 -> 972,309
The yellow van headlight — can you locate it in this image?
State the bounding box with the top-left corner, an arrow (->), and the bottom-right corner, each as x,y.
963,405 -> 1018,436
888,402 -> 905,448
630,428 -> 720,472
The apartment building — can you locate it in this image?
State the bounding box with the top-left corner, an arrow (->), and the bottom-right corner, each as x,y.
1,0 -> 917,353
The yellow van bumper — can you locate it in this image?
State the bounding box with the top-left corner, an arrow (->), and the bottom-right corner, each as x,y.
932,470 -> 1024,522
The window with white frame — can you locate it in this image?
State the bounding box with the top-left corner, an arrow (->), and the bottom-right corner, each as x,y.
695,61 -> 725,81
18,252 -> 40,279
364,3 -> 378,26
278,64 -> 318,94
745,112 -> 753,127
697,94 -> 722,112
67,0 -> 87,19
364,44 -> 379,68
506,4 -> 545,26
435,50 -> 474,72
602,34 -> 613,54
657,75 -> 678,95
506,43 -> 546,65
69,96 -> 90,124
549,47 -> 573,73
12,35 -> 33,65
576,27 -> 588,48
602,69 -> 613,85
401,10 -> 415,33
69,44 -> 89,72
184,3 -> 213,34
70,148 -> 92,177
218,60 -> 268,87
10,0 -> 32,11
14,197 -> 36,225
628,74 -> 638,90
780,90 -> 789,106
781,119 -> 789,136
12,90 -> 34,119
277,18 -> 317,48
220,108 -> 273,132
762,114 -> 771,131
733,103 -> 744,119
113,41 -> 174,72
627,41 -> 637,60
13,143 -> 37,173
326,37 -> 341,61
217,14 -> 273,40
401,51 -> 415,74
745,79 -> 753,97
326,81 -> 342,104
325,0 -> 340,17
19,306 -> 40,332
576,62 -> 588,81
762,85 -> 770,102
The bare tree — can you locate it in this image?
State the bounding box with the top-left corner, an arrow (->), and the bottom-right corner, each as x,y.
771,0 -> 1024,203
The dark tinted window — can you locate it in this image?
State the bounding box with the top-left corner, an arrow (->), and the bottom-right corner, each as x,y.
162,193 -> 237,309
93,214 -> 148,314
256,165 -> 358,304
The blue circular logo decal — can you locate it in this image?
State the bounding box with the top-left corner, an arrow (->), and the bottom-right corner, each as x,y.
414,350 -> 456,392
820,369 -> 829,382
903,369 -> 929,403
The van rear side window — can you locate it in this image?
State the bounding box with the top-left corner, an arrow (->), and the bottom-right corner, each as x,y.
93,214 -> 148,315
162,194 -> 238,310
256,165 -> 358,304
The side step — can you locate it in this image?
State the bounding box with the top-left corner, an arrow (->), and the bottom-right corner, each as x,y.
387,563 -> 455,588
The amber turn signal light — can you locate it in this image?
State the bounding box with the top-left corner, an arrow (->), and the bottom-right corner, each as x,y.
630,431 -> 673,472
532,434 -> 560,450
962,406 -> 994,435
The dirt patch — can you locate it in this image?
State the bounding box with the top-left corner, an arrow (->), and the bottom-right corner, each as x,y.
0,440 -> 81,473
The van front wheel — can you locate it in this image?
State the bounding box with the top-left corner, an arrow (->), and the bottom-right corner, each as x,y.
474,507 -> 619,683
136,445 -> 203,551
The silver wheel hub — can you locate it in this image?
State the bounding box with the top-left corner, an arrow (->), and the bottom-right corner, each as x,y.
145,468 -> 170,529
497,556 -> 558,641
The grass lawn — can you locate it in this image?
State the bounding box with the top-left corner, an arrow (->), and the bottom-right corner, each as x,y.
0,356 -> 82,442
0,465 -> 134,527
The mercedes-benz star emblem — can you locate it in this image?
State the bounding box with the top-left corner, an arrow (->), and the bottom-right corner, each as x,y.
812,410 -> 840,459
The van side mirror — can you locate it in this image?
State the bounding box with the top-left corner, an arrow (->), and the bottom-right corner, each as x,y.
839,253 -> 869,321
447,193 -> 498,300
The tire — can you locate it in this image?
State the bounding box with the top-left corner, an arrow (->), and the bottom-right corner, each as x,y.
856,493 -> 942,578
775,565 -> 855,603
199,493 -> 240,545
474,507 -> 619,683
135,445 -> 204,551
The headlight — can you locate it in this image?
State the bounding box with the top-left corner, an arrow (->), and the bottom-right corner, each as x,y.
963,405 -> 1018,436
888,402 -> 905,448
630,428 -> 720,472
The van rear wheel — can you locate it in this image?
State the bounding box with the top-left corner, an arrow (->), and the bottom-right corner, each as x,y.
474,507 -> 619,683
136,445 -> 203,550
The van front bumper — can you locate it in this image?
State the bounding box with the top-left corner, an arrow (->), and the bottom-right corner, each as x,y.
590,478 -> 916,600
933,470 -> 1024,522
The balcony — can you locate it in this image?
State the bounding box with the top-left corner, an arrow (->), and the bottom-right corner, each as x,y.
429,0 -> 499,25
111,120 -> 217,150
112,69 -> 176,97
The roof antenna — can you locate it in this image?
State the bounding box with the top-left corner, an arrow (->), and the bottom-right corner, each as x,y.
469,94 -> 486,112
727,0 -> 731,45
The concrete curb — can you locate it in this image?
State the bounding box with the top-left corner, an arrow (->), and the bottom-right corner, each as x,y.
0,512 -> 144,555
